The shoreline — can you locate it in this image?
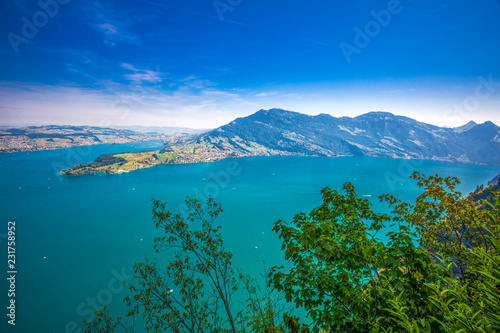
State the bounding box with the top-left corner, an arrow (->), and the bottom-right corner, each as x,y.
58,147 -> 496,177
0,139 -> 167,155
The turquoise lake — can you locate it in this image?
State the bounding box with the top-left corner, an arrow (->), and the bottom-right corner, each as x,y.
0,140 -> 498,333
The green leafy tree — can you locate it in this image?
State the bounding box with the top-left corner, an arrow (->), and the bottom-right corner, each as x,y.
269,181 -> 439,332
382,191 -> 500,333
84,172 -> 500,333
270,172 -> 500,332
380,173 -> 497,284
85,197 -> 289,333
128,197 -> 240,332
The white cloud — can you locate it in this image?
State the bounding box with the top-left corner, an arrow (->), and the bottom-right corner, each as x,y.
121,63 -> 163,84
382,89 -> 417,94
1,78 -> 499,129
78,2 -> 140,47
103,40 -> 117,48
98,23 -> 118,35
0,80 -> 256,128
255,91 -> 278,97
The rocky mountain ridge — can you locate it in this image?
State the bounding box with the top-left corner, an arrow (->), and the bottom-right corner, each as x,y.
181,108 -> 500,166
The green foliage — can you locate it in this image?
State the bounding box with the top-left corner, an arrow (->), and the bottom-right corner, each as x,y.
381,173 -> 497,277
61,153 -> 127,175
83,307 -> 133,333
85,197 -> 289,333
468,179 -> 500,211
133,197 -> 239,332
270,172 -> 500,332
269,181 -> 440,332
241,272 -> 289,333
425,192 -> 500,333
379,174 -> 500,332
84,171 -> 500,333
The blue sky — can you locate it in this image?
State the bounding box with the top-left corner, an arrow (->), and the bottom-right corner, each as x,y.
1,0 -> 500,128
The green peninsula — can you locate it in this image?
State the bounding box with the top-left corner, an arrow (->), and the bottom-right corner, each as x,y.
59,151 -> 168,175
59,136 -> 287,175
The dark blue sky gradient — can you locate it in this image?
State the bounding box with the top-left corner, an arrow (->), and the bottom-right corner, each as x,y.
1,0 -> 499,127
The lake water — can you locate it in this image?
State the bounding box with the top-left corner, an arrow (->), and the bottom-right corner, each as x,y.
0,141 -> 497,333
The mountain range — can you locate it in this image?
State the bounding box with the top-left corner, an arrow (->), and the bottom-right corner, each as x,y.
59,109 -> 500,175
167,108 -> 500,166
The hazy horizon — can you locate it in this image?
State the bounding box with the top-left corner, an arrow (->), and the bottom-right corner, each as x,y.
0,108 -> 495,130
1,1 -> 500,128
